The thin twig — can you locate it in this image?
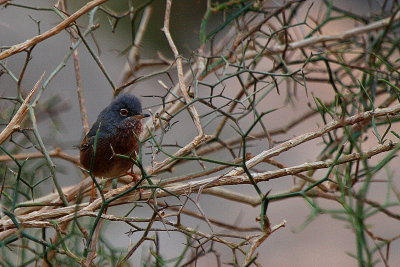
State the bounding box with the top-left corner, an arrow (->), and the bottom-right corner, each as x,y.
0,0 -> 109,60
0,74 -> 43,145
162,0 -> 204,136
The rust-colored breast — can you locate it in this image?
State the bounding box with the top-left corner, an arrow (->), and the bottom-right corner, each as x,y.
79,120 -> 143,178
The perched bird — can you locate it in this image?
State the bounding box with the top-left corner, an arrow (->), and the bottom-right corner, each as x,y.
79,93 -> 149,178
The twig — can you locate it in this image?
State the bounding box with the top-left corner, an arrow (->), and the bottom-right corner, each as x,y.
259,12 -> 400,56
0,148 -> 79,165
243,220 -> 286,266
0,0 -> 109,60
118,6 -> 153,89
162,0 -> 203,136
0,74 -> 43,145
225,103 -> 400,177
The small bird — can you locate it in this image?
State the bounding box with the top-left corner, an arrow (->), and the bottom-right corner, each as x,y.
79,93 -> 149,178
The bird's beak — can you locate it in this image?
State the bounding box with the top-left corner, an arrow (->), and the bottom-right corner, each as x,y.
130,113 -> 150,120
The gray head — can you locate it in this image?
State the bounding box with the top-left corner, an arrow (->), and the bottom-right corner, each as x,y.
96,93 -> 149,131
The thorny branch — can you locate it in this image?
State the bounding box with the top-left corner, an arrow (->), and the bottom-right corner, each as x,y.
2,1 -> 400,266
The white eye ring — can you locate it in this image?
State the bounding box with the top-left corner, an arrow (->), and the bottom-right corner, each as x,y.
120,108 -> 129,116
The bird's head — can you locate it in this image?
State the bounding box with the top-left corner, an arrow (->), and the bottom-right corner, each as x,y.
98,93 -> 149,131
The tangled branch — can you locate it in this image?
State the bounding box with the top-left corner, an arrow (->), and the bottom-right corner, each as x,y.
1,1 -> 400,266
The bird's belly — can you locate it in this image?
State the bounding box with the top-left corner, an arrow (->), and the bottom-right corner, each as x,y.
81,129 -> 139,178
95,156 -> 133,177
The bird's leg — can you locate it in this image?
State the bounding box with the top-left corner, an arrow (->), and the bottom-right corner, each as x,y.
126,172 -> 140,184
90,181 -> 96,203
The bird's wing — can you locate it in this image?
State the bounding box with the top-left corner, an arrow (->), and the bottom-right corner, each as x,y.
79,135 -> 94,151
79,120 -> 102,151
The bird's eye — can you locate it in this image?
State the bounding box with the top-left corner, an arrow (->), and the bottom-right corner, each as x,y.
119,108 -> 129,116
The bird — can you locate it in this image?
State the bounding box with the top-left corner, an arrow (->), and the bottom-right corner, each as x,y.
79,93 -> 149,178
